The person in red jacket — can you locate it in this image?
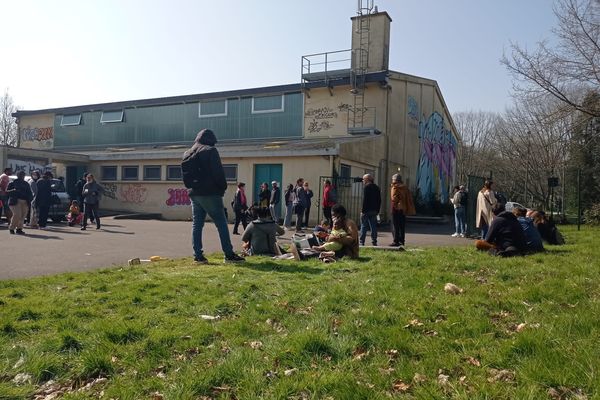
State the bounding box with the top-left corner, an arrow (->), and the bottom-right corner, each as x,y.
322,179 -> 336,225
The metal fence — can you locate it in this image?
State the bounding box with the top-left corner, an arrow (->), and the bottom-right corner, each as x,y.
317,176 -> 365,224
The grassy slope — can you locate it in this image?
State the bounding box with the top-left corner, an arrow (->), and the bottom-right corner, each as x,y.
0,226 -> 599,399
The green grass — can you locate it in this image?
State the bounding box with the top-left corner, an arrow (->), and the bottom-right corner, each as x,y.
1,226 -> 599,399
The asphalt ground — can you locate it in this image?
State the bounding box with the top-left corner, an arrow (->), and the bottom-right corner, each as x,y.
0,218 -> 472,280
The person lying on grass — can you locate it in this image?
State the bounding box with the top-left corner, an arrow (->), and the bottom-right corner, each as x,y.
241,207 -> 284,256
475,203 -> 527,257
513,206 -> 544,253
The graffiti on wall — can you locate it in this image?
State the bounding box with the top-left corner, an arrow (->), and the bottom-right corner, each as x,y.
416,112 -> 457,203
20,127 -> 54,149
407,96 -> 419,129
7,159 -> 50,175
305,106 -> 337,133
102,183 -> 118,200
166,188 -> 190,206
119,184 -> 148,204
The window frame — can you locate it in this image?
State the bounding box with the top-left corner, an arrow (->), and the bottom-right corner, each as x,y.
166,165 -> 182,181
60,114 -> 82,126
222,164 -> 238,182
143,165 -> 162,181
100,110 -> 124,123
199,99 -> 228,118
251,95 -> 285,114
121,165 -> 139,181
101,166 -> 118,181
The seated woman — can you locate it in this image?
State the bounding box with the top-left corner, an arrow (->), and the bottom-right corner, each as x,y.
328,204 -> 360,259
241,207 -> 284,256
311,217 -> 347,256
475,203 -> 527,257
528,210 -> 565,245
513,207 -> 544,252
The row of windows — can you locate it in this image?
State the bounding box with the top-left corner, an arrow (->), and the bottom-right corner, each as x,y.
61,95 -> 285,126
100,164 -> 238,182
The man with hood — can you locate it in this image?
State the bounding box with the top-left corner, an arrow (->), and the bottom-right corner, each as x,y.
475,203 -> 527,257
241,206 -> 285,255
35,171 -> 54,229
390,174 -> 415,247
182,129 -> 244,264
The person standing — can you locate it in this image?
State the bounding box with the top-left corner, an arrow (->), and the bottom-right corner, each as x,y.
81,174 -> 103,231
292,178 -> 308,232
27,170 -> 41,229
6,170 -> 33,235
283,184 -> 294,229
302,181 -> 314,227
390,174 -> 415,247
476,180 -> 497,239
232,182 -> 248,235
451,185 -> 468,237
359,174 -> 381,246
269,181 -> 281,223
322,179 -> 336,225
181,129 -> 244,264
258,182 -> 270,208
35,171 -> 54,230
0,167 -> 14,224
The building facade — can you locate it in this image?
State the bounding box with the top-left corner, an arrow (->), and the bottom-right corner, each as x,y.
9,10 -> 458,224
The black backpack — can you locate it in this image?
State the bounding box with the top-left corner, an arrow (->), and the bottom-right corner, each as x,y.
459,191 -> 468,207
181,155 -> 201,189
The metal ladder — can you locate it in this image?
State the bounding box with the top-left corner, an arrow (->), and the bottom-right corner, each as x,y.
350,0 -> 373,129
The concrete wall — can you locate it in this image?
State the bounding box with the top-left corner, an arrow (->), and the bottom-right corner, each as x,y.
17,114 -> 55,150
351,12 -> 391,72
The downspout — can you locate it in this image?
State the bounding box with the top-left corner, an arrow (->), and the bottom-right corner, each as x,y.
383,80 -> 391,223
329,154 -> 334,176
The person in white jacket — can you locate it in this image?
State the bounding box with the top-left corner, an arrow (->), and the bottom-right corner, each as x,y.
475,180 -> 497,239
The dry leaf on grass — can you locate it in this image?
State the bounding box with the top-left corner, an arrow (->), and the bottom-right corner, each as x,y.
412,373 -> 427,384
466,356 -> 481,367
404,319 -> 424,328
444,283 -> 463,294
249,341 -> 263,350
284,368 -> 298,376
437,373 -> 451,390
392,379 -> 411,393
548,386 -> 588,400
487,368 -> 515,382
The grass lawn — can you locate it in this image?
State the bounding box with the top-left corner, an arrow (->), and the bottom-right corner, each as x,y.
1,226 -> 599,399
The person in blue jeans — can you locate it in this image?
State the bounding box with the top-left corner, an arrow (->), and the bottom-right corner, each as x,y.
359,174 -> 381,246
182,129 -> 244,264
451,185 -> 468,237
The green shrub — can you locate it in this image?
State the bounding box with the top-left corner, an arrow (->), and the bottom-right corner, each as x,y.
583,203 -> 600,225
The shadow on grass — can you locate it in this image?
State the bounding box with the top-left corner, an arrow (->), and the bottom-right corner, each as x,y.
240,259 -> 325,274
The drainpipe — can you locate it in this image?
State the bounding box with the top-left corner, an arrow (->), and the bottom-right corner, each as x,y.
383,80 -> 391,223
329,154 -> 334,176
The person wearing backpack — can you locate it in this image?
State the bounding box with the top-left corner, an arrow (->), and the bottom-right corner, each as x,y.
232,182 -> 248,235
451,185 -> 467,237
322,179 -> 337,225
283,184 -> 294,229
181,129 -> 244,264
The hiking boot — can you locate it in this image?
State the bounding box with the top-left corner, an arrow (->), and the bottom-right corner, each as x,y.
193,255 -> 209,265
390,242 -> 400,247
224,254 -> 245,263
15,229 -> 25,235
81,226 -> 86,230
9,229 -> 15,234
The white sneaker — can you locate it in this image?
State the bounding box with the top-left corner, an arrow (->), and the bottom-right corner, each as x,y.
451,233 -> 459,237
459,233 -> 465,238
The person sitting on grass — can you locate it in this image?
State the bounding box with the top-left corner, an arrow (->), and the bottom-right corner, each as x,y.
528,210 -> 565,245
241,207 -> 284,256
330,204 -> 360,259
475,203 -> 527,257
67,200 -> 83,227
313,219 -> 331,243
311,217 -> 347,255
513,207 -> 544,253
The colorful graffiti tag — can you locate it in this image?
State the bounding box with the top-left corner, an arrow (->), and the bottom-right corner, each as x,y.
21,127 -> 53,142
166,188 -> 190,206
119,184 -> 148,204
416,112 -> 457,203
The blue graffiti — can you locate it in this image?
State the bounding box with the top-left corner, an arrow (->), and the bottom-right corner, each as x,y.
416,112 -> 457,203
407,96 -> 419,122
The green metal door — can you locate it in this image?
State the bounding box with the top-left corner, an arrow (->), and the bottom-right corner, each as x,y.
253,164 -> 283,209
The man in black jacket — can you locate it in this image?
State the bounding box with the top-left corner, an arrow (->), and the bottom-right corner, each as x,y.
269,181 -> 281,223
476,203 -> 527,257
359,174 -> 381,246
182,129 -> 244,264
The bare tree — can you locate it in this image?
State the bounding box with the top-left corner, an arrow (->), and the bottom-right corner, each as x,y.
501,0 -> 600,117
0,89 -> 18,147
453,111 -> 500,183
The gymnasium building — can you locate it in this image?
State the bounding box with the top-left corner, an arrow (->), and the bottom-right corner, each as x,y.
7,6 -> 459,223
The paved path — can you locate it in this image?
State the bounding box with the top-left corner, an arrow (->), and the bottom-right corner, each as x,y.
0,218 -> 472,280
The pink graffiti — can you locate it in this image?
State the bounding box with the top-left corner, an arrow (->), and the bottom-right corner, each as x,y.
166,188 -> 190,206
119,184 -> 147,204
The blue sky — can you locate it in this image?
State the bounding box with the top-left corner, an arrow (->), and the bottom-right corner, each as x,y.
0,0 -> 557,113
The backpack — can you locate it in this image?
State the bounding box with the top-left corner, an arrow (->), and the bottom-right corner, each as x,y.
459,191 -> 468,207
328,187 -> 338,204
181,155 -> 201,189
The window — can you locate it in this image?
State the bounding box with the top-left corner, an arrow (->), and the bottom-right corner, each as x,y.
101,166 -> 117,181
143,165 -> 161,181
122,166 -> 139,181
223,164 -> 237,181
340,163 -> 351,178
60,114 -> 81,126
251,95 -> 284,114
199,99 -> 227,118
100,110 -> 124,123
167,165 -> 182,181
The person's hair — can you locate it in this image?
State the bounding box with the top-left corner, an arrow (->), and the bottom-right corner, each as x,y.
261,182 -> 268,188
287,184 -> 293,191
83,172 -> 88,178
43,171 -> 53,178
237,182 -> 245,188
296,178 -> 304,185
481,180 -> 494,192
513,207 -> 527,217
71,199 -> 79,205
31,170 -> 40,178
331,204 -> 347,218
257,207 -> 270,219
16,170 -> 25,177
454,185 -> 460,191
303,181 -> 309,187
324,179 -> 331,185
87,174 -> 95,180
4,167 -> 12,174
392,174 -> 402,183
363,174 -> 374,183
492,203 -> 505,216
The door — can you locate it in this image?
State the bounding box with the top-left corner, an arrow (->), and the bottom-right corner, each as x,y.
253,164 -> 282,211
66,165 -> 88,199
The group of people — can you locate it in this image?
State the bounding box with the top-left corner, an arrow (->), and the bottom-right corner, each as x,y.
474,180 -> 564,257
0,167 -> 104,235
